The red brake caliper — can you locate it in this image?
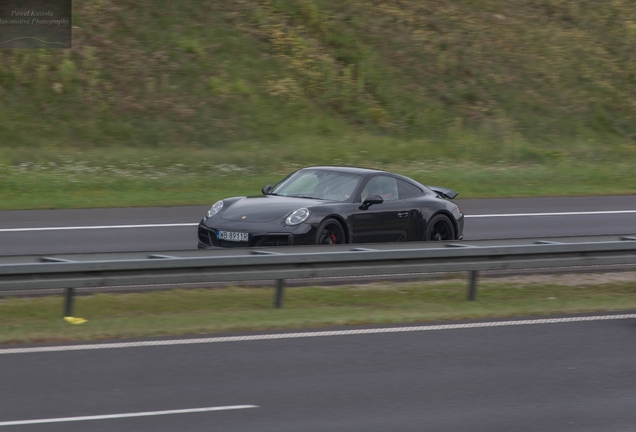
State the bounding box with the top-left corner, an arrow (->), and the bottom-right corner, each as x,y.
329,233 -> 337,244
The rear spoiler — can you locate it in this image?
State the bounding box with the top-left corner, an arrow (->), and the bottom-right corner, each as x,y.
426,185 -> 459,200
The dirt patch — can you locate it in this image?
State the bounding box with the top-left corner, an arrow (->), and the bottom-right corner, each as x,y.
486,271 -> 636,287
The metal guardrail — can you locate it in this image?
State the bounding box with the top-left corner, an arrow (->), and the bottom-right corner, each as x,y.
1,236 -> 636,316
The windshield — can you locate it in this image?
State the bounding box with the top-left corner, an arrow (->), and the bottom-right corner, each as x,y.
271,169 -> 362,202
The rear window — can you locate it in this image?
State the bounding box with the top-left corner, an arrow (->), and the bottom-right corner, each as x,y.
397,179 -> 423,199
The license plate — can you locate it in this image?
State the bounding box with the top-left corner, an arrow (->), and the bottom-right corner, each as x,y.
217,230 -> 249,242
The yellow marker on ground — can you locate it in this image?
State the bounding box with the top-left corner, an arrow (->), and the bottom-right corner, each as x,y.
63,317 -> 88,325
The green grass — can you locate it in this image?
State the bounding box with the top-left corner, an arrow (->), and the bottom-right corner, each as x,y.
1,1 -> 635,210
1,146 -> 636,210
2,276 -> 636,345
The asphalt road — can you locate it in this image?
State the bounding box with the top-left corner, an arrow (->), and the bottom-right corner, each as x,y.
2,198 -> 635,431
0,195 -> 635,255
2,315 -> 636,431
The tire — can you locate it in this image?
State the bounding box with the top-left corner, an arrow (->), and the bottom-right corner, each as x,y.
315,218 -> 346,245
425,214 -> 455,241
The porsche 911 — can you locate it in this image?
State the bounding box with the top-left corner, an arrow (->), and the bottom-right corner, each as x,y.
197,166 -> 464,248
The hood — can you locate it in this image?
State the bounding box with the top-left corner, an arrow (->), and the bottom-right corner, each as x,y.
220,196 -> 322,222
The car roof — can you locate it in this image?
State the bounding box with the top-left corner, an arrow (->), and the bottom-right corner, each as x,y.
295,166 -> 430,193
300,166 -> 387,175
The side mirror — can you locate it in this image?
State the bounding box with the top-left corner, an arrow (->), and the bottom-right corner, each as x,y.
262,185 -> 272,195
359,194 -> 383,210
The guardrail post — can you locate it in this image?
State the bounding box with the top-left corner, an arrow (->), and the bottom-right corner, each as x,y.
274,279 -> 285,308
467,271 -> 478,301
64,287 -> 75,317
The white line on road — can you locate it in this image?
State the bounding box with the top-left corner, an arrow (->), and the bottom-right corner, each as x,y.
0,405 -> 258,427
466,210 -> 636,218
1,314 -> 635,355
0,209 -> 635,232
0,223 -> 198,233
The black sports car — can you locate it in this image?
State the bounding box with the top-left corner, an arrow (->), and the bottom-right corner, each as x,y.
197,166 -> 464,248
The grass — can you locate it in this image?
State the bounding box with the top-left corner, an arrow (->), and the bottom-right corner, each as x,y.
2,275 -> 636,345
1,146 -> 636,210
1,1 -> 636,210
1,0 -> 634,149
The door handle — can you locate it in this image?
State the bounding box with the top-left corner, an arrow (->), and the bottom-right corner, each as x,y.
397,212 -> 409,218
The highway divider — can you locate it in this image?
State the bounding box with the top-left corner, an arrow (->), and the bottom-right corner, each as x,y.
1,236 -> 636,316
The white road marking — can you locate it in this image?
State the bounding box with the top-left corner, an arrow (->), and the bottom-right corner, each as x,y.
0,210 -> 634,232
0,405 -> 258,427
466,210 -> 636,218
0,223 -> 197,233
1,314 -> 634,355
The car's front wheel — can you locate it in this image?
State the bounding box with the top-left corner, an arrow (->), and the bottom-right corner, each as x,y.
425,214 -> 455,241
315,218 -> 345,245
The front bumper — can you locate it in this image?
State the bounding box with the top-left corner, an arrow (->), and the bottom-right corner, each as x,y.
198,224 -> 294,247
197,220 -> 317,248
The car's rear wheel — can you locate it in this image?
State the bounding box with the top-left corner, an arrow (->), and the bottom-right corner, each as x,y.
425,214 -> 455,241
315,218 -> 345,245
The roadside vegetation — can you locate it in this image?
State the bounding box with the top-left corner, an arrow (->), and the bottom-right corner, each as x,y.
2,150 -> 636,209
2,274 -> 636,345
1,0 -> 636,209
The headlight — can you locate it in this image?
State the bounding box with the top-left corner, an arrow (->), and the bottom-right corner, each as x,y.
206,200 -> 224,218
286,208 -> 310,225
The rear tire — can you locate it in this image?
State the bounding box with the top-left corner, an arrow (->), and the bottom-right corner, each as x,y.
315,218 -> 346,245
425,214 -> 455,241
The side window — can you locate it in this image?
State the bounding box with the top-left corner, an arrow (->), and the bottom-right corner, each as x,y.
397,179 -> 423,199
362,176 -> 399,201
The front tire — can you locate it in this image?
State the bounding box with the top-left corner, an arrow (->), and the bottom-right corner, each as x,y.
425,214 -> 455,241
315,218 -> 345,245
